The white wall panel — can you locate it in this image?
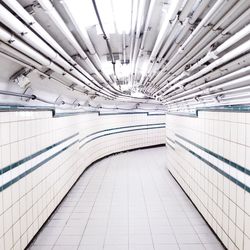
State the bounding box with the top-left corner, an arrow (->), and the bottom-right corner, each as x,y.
166,110 -> 250,250
0,110 -> 165,249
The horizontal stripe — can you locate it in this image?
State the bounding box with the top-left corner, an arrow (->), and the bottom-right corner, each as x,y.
175,141 -> 250,193
166,141 -> 175,151
0,124 -> 165,192
166,136 -> 175,144
176,134 -> 250,176
0,140 -> 78,192
167,105 -> 250,117
0,133 -> 79,176
79,123 -> 165,143
0,105 -> 165,117
80,126 -> 165,149
98,112 -> 165,116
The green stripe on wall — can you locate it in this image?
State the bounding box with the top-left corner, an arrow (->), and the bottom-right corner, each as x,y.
175,140 -> 250,193
176,134 -> 250,176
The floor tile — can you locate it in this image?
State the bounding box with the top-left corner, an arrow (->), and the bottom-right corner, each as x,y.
104,245 -> 128,250
55,235 -> 82,246
105,234 -> 128,245
152,234 -> 177,245
176,233 -> 201,244
203,243 -> 225,250
154,245 -> 180,250
129,245 -> 154,250
198,233 -> 220,244
179,244 -> 205,250
129,234 -> 153,245
33,235 -> 59,246
28,148 -> 222,250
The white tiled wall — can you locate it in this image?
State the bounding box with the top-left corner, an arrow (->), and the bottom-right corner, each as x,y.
166,111 -> 250,250
0,110 -> 165,250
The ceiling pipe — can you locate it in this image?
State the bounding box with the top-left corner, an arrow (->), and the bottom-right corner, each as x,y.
212,0 -> 248,31
146,1 -> 230,92
161,40 -> 250,96
60,0 -> 117,87
155,0 -> 198,64
199,86 -> 250,101
35,0 -> 122,95
122,33 -> 126,64
144,18 -> 192,92
159,23 -> 250,94
129,0 -> 139,82
0,3 -> 121,98
0,24 -> 115,99
165,66 -> 250,104
188,0 -> 210,25
1,0 -> 118,97
133,0 -> 156,81
178,0 -> 197,22
156,19 -> 181,63
143,0 -> 212,90
166,73 -> 250,105
150,10 -> 250,93
0,41 -> 43,69
59,1 -> 104,70
161,0 -> 249,76
131,0 -> 146,85
0,48 -> 109,100
139,0 -> 183,86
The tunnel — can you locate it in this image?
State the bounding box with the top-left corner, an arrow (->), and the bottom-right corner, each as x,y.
0,0 -> 249,249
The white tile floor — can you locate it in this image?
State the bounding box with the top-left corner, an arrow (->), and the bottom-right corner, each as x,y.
28,147 -> 224,250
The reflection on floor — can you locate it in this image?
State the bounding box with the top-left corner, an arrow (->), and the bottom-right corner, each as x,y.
28,147 -> 224,250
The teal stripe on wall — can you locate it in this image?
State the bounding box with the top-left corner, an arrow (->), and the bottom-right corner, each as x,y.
0,124 -> 165,192
0,140 -> 78,192
0,133 -> 79,176
79,123 -> 165,143
79,126 -> 165,149
176,133 -> 250,176
175,140 -> 250,193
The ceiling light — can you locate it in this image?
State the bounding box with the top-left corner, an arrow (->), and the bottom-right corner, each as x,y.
131,91 -> 145,98
63,0 -> 97,28
112,0 -> 132,34
63,0 -> 131,34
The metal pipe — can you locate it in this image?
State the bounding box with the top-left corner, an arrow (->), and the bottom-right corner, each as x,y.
131,0 -> 146,84
139,0 -> 182,86
133,0 -> 156,79
35,0 -> 120,93
166,66 -> 250,103
162,40 -> 250,96
153,10 -> 247,92
0,3 -> 117,97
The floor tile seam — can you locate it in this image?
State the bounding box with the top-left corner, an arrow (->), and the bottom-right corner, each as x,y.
103,157 -> 124,247
76,160 -> 112,249
31,159 -> 98,248
165,153 -> 229,249
50,164 -> 101,248
148,160 -> 183,250
137,161 -> 157,250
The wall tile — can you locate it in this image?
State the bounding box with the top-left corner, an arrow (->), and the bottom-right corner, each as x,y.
166,110 -> 249,250
0,110 -> 165,250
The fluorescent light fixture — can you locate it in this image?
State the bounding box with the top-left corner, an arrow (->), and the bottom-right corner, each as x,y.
63,0 -> 97,28
140,60 -> 149,76
63,0 -> 131,34
112,0 -> 132,34
102,61 -> 113,75
131,91 -> 146,98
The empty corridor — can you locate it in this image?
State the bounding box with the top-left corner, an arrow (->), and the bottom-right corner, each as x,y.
28,147 -> 224,250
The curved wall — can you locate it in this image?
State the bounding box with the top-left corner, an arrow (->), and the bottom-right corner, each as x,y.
166,108 -> 250,250
0,109 -> 165,250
